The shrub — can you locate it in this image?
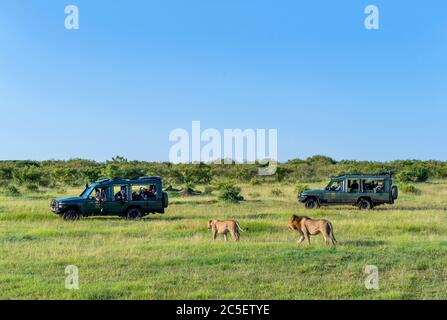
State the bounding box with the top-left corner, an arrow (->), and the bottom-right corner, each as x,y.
271,188 -> 283,196
275,167 -> 292,182
4,185 -> 21,197
250,178 -> 261,186
248,192 -> 261,198
400,184 -> 421,195
398,166 -> 429,183
25,184 -> 40,192
218,183 -> 244,203
180,182 -> 201,197
12,165 -> 43,185
57,187 -> 67,194
295,184 -> 310,194
202,186 -> 214,195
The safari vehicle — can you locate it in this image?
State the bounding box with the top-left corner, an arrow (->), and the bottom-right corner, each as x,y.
298,173 -> 398,210
50,176 -> 169,220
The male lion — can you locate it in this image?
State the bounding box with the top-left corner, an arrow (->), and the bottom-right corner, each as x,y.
208,220 -> 245,242
288,215 -> 337,246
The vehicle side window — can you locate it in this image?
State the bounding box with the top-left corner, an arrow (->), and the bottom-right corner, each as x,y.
328,180 -> 344,192
113,185 -> 128,201
347,180 -> 360,193
131,184 -> 157,201
93,187 -> 108,203
362,179 -> 385,193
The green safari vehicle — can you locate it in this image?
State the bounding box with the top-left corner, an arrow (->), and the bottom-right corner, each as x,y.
50,176 -> 169,220
298,173 -> 398,210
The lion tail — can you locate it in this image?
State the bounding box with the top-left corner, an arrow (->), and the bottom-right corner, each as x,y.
328,222 -> 338,244
235,221 -> 246,233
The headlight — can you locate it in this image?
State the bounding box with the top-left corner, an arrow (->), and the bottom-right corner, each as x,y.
58,203 -> 65,208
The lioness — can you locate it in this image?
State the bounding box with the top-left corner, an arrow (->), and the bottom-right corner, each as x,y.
288,215 -> 337,246
208,220 -> 245,242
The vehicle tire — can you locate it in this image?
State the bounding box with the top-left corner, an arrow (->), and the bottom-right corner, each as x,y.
391,186 -> 398,200
305,198 -> 318,209
63,208 -> 80,221
126,207 -> 142,220
162,192 -> 169,208
358,198 -> 372,210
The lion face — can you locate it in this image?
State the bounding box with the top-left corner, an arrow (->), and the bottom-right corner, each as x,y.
207,220 -> 214,230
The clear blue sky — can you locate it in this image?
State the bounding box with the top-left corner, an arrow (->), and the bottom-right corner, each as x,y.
0,0 -> 446,162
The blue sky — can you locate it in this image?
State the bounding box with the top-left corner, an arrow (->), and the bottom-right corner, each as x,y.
0,0 -> 446,162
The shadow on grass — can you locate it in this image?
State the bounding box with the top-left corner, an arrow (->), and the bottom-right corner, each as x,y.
300,205 -> 446,212
374,206 -> 446,211
84,215 -> 186,222
171,199 -> 218,206
340,240 -> 386,247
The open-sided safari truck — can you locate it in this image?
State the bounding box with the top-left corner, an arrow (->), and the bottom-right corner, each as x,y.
50,176 -> 169,220
298,173 -> 398,210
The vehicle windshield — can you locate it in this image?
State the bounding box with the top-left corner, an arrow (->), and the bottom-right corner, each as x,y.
80,184 -> 97,199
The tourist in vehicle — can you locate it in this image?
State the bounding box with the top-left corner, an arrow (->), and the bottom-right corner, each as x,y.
375,181 -> 384,193
148,185 -> 156,197
95,188 -> 106,203
138,187 -> 148,200
331,182 -> 342,192
349,180 -> 359,192
115,186 -> 127,201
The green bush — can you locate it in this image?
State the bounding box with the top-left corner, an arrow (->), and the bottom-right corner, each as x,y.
4,185 -> 21,197
294,184 -> 310,194
12,165 -> 43,185
398,166 -> 429,183
250,178 -> 261,186
218,183 -> 244,203
25,184 -> 40,192
271,188 -> 283,196
202,186 -> 214,195
400,184 -> 421,195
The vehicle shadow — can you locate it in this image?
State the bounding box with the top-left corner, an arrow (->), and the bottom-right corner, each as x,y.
84,215 -> 186,222
300,206 -> 446,212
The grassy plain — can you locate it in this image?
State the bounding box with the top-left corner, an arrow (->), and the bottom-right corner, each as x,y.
0,182 -> 446,299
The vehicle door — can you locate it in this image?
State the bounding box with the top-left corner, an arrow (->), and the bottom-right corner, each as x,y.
362,179 -> 389,204
129,184 -> 148,211
145,181 -> 163,212
344,179 -> 361,203
82,188 -> 102,216
320,179 -> 345,204
102,185 -> 129,215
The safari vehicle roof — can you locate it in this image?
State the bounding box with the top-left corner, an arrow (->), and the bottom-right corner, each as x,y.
331,173 -> 391,180
94,176 -> 162,186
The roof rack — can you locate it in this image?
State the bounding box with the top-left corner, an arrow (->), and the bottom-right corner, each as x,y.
138,176 -> 161,180
332,172 -> 392,179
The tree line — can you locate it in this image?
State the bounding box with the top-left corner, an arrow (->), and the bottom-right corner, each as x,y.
1,155 -> 446,188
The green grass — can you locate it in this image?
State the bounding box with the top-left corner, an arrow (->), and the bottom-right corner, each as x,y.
0,182 -> 446,300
